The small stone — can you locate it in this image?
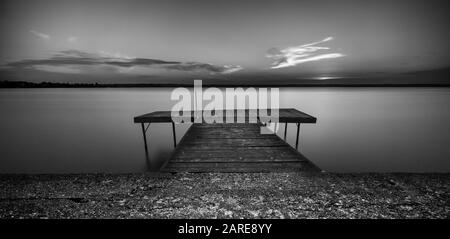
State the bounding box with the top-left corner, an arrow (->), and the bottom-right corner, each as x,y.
388,179 -> 397,186
226,197 -> 237,205
118,199 -> 127,206
400,205 -> 413,211
224,210 -> 233,217
247,210 -> 259,218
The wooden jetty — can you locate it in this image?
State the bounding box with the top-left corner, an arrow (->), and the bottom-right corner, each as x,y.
134,108 -> 319,172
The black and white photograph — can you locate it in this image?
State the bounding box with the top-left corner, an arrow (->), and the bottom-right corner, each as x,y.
0,0 -> 449,225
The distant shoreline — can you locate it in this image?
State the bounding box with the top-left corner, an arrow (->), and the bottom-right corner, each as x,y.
1,81 -> 450,88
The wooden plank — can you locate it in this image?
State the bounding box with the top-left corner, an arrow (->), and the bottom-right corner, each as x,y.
164,162 -> 310,168
163,162 -> 318,173
162,166 -> 311,173
161,123 -> 320,173
134,108 -> 317,124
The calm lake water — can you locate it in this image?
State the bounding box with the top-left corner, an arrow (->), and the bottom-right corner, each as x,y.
0,87 -> 449,173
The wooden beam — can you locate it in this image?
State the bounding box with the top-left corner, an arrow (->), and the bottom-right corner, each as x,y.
140,123 -> 150,162
172,122 -> 177,148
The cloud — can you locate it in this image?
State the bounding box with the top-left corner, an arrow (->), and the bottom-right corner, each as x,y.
164,62 -> 242,74
30,30 -> 50,40
67,36 -> 78,43
267,36 -> 345,69
222,65 -> 244,74
99,51 -> 132,59
4,50 -> 243,75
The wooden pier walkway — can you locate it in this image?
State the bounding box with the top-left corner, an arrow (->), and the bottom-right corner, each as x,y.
162,123 -> 319,172
134,108 -> 319,173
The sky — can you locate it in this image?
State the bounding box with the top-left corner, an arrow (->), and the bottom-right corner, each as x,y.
0,0 -> 449,84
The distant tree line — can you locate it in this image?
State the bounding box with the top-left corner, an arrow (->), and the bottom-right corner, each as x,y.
1,80 -> 449,88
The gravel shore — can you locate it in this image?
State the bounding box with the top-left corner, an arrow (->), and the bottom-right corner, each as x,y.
0,172 -> 448,219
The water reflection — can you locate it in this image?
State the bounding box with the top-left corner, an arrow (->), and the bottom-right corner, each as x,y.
0,87 -> 449,173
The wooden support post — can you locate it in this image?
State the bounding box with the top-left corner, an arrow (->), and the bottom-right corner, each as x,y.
141,123 -> 150,162
295,123 -> 300,150
284,123 -> 288,140
172,122 -> 177,148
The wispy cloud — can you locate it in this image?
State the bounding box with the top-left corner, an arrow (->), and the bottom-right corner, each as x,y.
29,30 -> 50,40
222,65 -> 244,74
267,37 -> 345,69
4,50 -> 243,75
